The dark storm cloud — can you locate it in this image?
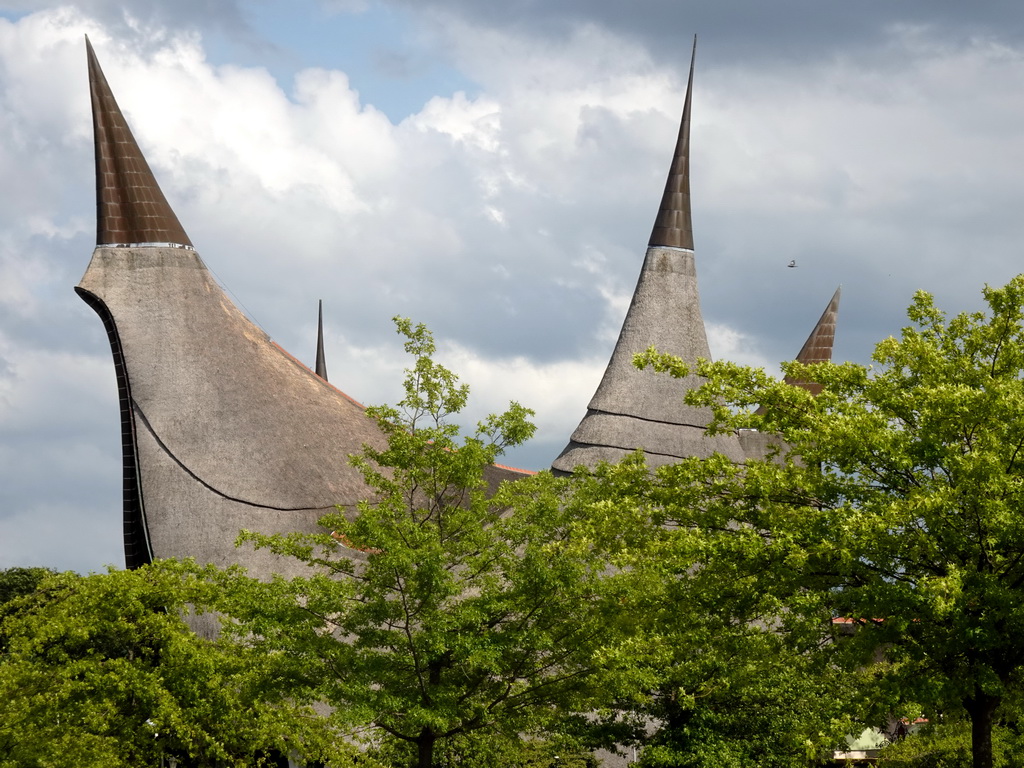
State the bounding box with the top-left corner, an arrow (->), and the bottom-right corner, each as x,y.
2,0 -> 252,38
387,0 -> 1024,67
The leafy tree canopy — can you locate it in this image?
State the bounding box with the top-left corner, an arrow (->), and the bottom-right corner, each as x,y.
0,566 -> 54,608
635,275 -> 1024,768
228,318 -> 635,768
562,450 -> 861,768
0,563 -> 328,768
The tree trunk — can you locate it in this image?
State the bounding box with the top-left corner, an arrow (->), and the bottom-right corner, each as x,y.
416,728 -> 435,768
965,687 -> 1000,768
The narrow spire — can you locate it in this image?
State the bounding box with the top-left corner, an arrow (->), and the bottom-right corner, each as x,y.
315,300 -> 328,381
86,37 -> 192,248
649,36 -> 696,250
787,286 -> 842,396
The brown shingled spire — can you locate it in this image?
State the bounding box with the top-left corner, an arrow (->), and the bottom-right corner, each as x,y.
787,286 -> 841,397
648,36 -> 696,250
315,300 -> 328,381
87,37 -> 192,248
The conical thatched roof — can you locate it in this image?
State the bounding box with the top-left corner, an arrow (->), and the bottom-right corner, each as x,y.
552,40 -> 747,473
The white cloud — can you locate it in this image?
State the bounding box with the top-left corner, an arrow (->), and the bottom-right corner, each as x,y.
4,3 -> 1024,570
331,328 -> 606,470
706,322 -> 772,372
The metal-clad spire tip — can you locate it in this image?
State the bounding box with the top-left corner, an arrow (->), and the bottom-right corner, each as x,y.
787,285 -> 841,397
649,35 -> 696,250
87,38 -> 192,248
754,285 -> 841,414
795,286 -> 841,366
315,300 -> 329,381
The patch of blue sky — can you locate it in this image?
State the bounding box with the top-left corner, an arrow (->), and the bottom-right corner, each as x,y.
203,0 -> 480,124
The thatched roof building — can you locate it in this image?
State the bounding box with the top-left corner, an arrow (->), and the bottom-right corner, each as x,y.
78,38 -> 838,570
551,41 -> 749,472
551,41 -> 841,473
77,40 -> 527,572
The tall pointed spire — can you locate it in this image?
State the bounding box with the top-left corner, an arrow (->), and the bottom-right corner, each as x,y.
315,300 -> 329,381
552,37 -> 748,474
86,37 -> 192,248
786,286 -> 841,396
648,36 -> 696,250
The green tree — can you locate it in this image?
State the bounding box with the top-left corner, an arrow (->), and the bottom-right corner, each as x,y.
0,566 -> 54,608
878,720 -> 1022,768
631,631 -> 856,767
562,455 -> 859,767
636,275 -> 1024,768
0,564 -> 326,768
0,566 -> 55,659
878,690 -> 1024,767
228,318 -> 631,768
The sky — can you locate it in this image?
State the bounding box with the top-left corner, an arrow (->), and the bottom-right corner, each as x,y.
3,1 -> 1024,572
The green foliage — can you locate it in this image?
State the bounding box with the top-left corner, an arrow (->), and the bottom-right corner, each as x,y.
0,563 -> 321,768
0,566 -> 54,608
879,693 -> 1024,768
633,634 -> 855,768
562,454 -> 859,768
636,275 -> 1024,768
371,729 -> 601,768
232,318 -> 627,768
880,724 -> 975,768
0,566 -> 55,657
879,721 -> 1024,768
